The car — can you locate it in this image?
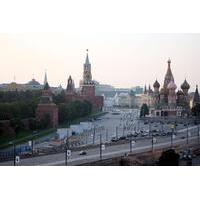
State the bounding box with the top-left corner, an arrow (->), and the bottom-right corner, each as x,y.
119,136 -> 127,140
161,132 -> 167,136
180,149 -> 194,161
79,150 -> 87,155
141,132 -> 148,137
152,132 -> 159,136
111,137 -> 118,142
167,131 -> 172,135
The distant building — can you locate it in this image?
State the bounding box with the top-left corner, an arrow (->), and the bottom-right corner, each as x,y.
36,73 -> 58,128
131,86 -> 143,94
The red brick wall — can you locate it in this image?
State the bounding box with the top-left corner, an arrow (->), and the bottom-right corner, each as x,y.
81,85 -> 95,96
36,103 -> 58,127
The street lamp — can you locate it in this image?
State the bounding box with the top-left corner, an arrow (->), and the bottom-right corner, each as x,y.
29,130 -> 38,156
129,134 -> 136,153
148,119 -> 151,138
187,123 -> 189,145
151,136 -> 157,153
122,125 -> 125,136
100,133 -> 102,160
198,125 -> 200,145
160,121 -> 164,134
106,128 -> 108,142
93,125 -> 96,145
116,126 -> 118,139
9,141 -> 16,166
65,136 -> 69,166
171,124 -> 175,148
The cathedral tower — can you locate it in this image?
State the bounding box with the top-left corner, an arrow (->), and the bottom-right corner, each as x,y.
167,80 -> 177,108
80,50 -> 95,96
160,59 -> 175,105
163,59 -> 174,90
83,49 -> 93,85
193,85 -> 200,107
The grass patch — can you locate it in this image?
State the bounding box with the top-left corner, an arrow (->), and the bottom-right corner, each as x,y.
0,128 -> 56,150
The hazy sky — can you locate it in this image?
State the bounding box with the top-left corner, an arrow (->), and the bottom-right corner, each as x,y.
0,33 -> 200,91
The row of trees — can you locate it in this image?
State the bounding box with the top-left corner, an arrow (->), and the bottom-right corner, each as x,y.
0,90 -> 41,121
0,90 -> 41,103
58,100 -> 92,124
0,101 -> 37,120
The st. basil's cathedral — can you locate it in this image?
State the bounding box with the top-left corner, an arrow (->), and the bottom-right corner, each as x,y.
142,59 -> 194,117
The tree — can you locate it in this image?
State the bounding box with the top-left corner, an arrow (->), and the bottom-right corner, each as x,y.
53,90 -> 66,104
10,118 -> 24,136
58,100 -> 92,125
58,104 -> 70,124
158,149 -> 180,166
140,103 -> 149,117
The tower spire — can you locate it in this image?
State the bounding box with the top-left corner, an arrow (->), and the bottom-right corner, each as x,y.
83,49 -> 92,84
44,69 -> 47,85
85,49 -> 90,65
163,58 -> 174,89
167,58 -> 171,67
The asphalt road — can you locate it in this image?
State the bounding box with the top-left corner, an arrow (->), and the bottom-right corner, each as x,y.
1,125 -> 199,166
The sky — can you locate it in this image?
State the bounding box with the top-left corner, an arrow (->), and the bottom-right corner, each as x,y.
0,33 -> 200,91
0,1 -> 200,91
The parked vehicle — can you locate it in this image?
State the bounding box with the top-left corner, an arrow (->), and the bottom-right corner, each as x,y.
111,137 -> 119,142
119,136 -> 127,140
180,149 -> 194,160
79,150 -> 87,156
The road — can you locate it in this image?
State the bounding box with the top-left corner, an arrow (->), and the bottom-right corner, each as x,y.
1,125 -> 199,166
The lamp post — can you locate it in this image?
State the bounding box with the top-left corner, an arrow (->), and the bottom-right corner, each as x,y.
116,126 -> 118,139
93,125 -> 96,145
171,124 -> 175,148
151,135 -> 154,152
100,133 -> 102,160
187,123 -> 189,145
8,141 -> 16,166
198,125 -> 200,145
149,120 -> 151,138
65,137 -> 69,166
129,135 -> 136,153
122,125 -> 125,136
31,131 -> 37,155
13,142 -> 16,166
160,121 -> 164,134
106,128 -> 108,142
